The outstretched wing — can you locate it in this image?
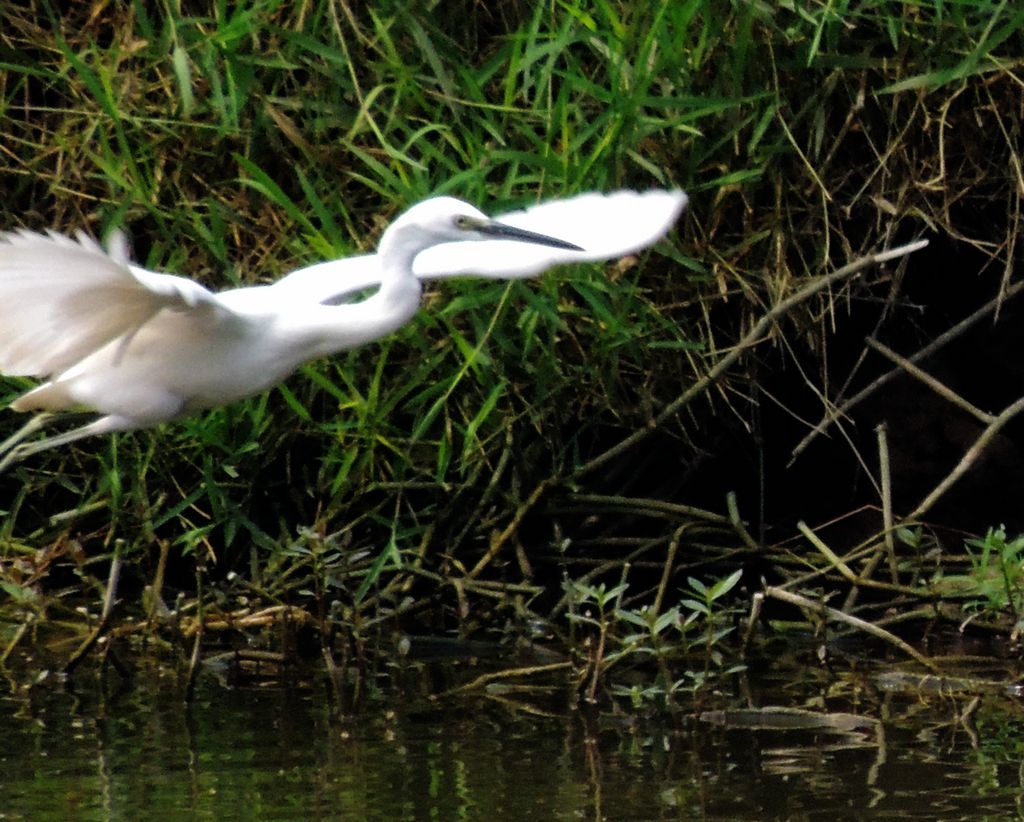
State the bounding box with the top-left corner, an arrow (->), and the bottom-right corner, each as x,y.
259,252 -> 383,306
272,189 -> 688,306
0,229 -> 225,377
412,189 -> 687,279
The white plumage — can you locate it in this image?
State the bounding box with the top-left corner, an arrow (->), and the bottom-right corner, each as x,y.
0,189 -> 687,468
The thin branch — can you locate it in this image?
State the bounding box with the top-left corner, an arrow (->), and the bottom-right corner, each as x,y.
865,338 -> 996,424
575,239 -> 929,479
791,276 -> 1024,463
466,479 -> 551,580
764,586 -> 941,673
797,521 -> 922,597
876,424 -> 899,585
65,542 -> 125,676
433,661 -> 572,697
910,393 -> 1024,520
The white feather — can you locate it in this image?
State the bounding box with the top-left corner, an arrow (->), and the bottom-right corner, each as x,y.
0,190 -> 688,467
0,229 -> 223,377
413,189 -> 687,278
269,190 -> 687,305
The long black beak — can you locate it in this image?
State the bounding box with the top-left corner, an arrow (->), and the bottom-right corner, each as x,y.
480,220 -> 584,251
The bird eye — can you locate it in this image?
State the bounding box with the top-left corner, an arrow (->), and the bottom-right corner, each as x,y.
454,215 -> 472,229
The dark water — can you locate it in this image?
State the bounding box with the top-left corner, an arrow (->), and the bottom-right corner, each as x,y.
3,657 -> 1024,820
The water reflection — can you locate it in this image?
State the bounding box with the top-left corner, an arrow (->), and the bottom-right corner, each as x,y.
3,659 -> 1024,820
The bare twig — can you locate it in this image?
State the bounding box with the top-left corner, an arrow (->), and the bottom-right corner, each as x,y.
876,424 -> 898,585
727,491 -> 760,551
185,559 -> 206,703
910,393 -> 1024,520
653,524 -> 685,615
576,239 -> 929,479
433,661 -> 572,698
764,586 -> 941,672
563,493 -> 729,523
65,542 -> 125,676
840,427 -> 900,612
865,338 -> 996,424
797,521 -> 922,597
791,277 -> 1024,463
741,591 -> 764,655
0,614 -> 33,666
466,479 -> 551,580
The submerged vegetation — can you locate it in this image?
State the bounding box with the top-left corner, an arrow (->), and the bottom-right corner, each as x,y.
2,2 -> 1024,707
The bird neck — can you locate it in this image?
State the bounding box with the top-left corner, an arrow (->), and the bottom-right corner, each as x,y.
368,223 -> 427,327
283,225 -> 426,362
376,219 -> 436,283
372,268 -> 423,323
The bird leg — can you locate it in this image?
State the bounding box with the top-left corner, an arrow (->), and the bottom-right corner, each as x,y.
0,412 -> 54,458
0,414 -> 131,473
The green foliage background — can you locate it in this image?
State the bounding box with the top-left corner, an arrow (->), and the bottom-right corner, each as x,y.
1,1 -> 1022,616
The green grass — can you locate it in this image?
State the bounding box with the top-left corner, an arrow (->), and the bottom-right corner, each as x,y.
2,1 -> 1023,681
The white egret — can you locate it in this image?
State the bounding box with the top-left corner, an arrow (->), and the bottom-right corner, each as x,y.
0,189 -> 687,469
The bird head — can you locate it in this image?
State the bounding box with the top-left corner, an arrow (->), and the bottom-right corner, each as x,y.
385,196 -> 584,252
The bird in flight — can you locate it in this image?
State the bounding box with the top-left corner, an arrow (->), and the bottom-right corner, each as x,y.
0,190 -> 687,469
